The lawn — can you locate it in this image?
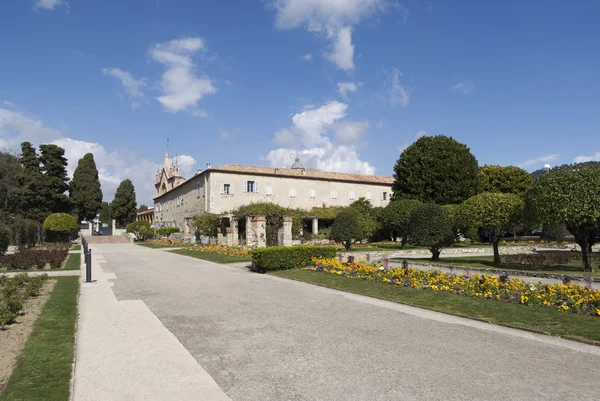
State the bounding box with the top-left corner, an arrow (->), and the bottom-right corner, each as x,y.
272,269 -> 600,342
407,255 -> 600,277
64,253 -> 80,271
0,276 -> 79,401
71,244 -> 81,251
170,249 -> 251,264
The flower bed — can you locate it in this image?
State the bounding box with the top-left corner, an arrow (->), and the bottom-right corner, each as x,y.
0,249 -> 68,271
144,238 -> 185,247
183,244 -> 249,258
306,258 -> 600,316
0,273 -> 49,328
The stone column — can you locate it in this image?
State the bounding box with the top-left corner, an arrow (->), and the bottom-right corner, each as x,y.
278,216 -> 293,247
231,218 -> 239,246
217,231 -> 224,246
254,215 -> 267,248
312,218 -> 319,235
112,219 -> 116,234
245,216 -> 254,247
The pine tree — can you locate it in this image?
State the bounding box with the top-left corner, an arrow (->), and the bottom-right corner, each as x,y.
0,151 -> 22,224
39,144 -> 72,215
14,142 -> 46,221
70,153 -> 103,222
99,202 -> 112,225
111,179 -> 137,227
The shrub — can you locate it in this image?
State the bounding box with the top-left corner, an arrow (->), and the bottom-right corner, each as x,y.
10,218 -> 40,250
0,249 -> 67,271
0,227 -> 9,256
44,213 -> 78,242
126,221 -> 151,241
503,252 -> 572,266
251,246 -> 337,273
193,213 -> 221,237
156,227 -> 180,236
330,211 -> 362,251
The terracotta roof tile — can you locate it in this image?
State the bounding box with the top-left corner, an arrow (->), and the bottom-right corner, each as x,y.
210,164 -> 394,185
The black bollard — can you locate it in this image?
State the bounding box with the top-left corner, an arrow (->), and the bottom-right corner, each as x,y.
85,249 -> 93,283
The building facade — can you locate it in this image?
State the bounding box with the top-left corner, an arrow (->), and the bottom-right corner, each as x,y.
153,158 -> 394,235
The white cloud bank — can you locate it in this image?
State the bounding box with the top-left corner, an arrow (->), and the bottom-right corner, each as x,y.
574,152 -> 600,163
452,81 -> 475,94
102,68 -> 146,109
268,0 -> 389,70
0,105 -> 195,204
388,68 -> 409,107
518,154 -> 560,168
267,101 -> 375,175
337,81 -> 361,100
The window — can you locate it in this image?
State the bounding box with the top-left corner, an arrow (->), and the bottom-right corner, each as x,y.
289,188 -> 296,198
366,191 -> 372,201
309,189 -> 316,199
265,186 -> 273,196
382,192 -> 388,201
349,191 -> 355,201
221,184 -> 233,195
244,180 -> 258,193
331,190 -> 338,199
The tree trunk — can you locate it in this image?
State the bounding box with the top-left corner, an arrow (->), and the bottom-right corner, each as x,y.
492,240 -> 501,265
431,248 -> 441,261
580,240 -> 593,272
401,237 -> 407,249
344,241 -> 351,251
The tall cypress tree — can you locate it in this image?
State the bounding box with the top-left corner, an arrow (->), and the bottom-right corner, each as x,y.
0,151 -> 22,223
98,201 -> 112,225
70,153 -> 103,222
39,144 -> 72,215
15,142 -> 46,221
111,179 -> 137,227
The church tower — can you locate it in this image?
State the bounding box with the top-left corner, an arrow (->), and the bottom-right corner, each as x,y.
155,142 -> 187,198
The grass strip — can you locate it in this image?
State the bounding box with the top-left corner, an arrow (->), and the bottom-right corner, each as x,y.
272,269 -> 600,342
0,276 -> 79,401
170,249 -> 251,264
71,245 -> 81,251
64,253 -> 80,271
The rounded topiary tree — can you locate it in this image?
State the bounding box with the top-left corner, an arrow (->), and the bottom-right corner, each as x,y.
331,210 -> 362,251
125,220 -> 151,241
459,192 -> 523,265
408,203 -> 454,260
526,163 -> 600,272
380,199 -> 421,247
479,165 -> 533,196
393,135 -> 480,204
44,213 -> 78,243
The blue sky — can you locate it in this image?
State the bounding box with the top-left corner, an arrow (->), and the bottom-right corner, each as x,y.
1,0 -> 599,204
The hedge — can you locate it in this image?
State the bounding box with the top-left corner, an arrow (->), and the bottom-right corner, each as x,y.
251,246 -> 337,273
156,227 -> 180,236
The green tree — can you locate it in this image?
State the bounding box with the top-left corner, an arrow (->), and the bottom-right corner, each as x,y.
193,213 -> 221,237
99,202 -> 112,225
14,142 -> 46,221
70,153 -> 102,222
126,220 -> 151,241
526,164 -> 600,272
43,213 -> 78,242
331,210 -> 363,251
393,135 -> 480,204
380,199 -> 421,247
0,151 -> 22,223
348,198 -> 378,241
0,227 -> 9,255
479,165 -> 533,196
138,204 -> 149,212
409,204 -> 454,261
111,179 -> 137,227
39,144 -> 72,215
459,193 -> 523,265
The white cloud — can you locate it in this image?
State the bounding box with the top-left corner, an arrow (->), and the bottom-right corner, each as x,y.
327,26 -> 355,70
220,130 -> 231,140
191,109 -> 209,118
2,100 -> 17,108
175,155 -> 197,177
150,37 -> 217,114
33,0 -> 68,11
574,153 -> 600,164
102,68 -> 146,109
452,81 -> 475,94
334,120 -> 369,144
376,120 -> 384,129
302,53 -> 313,61
266,100 -> 375,175
102,68 -> 145,98
388,68 -> 409,107
268,0 -> 388,70
399,130 -> 427,152
0,107 -> 62,149
518,154 -> 560,168
336,81 -> 360,100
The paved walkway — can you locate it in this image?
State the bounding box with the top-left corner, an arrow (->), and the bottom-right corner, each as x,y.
72,244 -> 600,401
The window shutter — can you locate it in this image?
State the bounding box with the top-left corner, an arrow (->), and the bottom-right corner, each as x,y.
220,184 -> 225,194
230,184 -> 234,195
381,192 -> 384,200
243,181 -> 248,193
255,181 -> 259,193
